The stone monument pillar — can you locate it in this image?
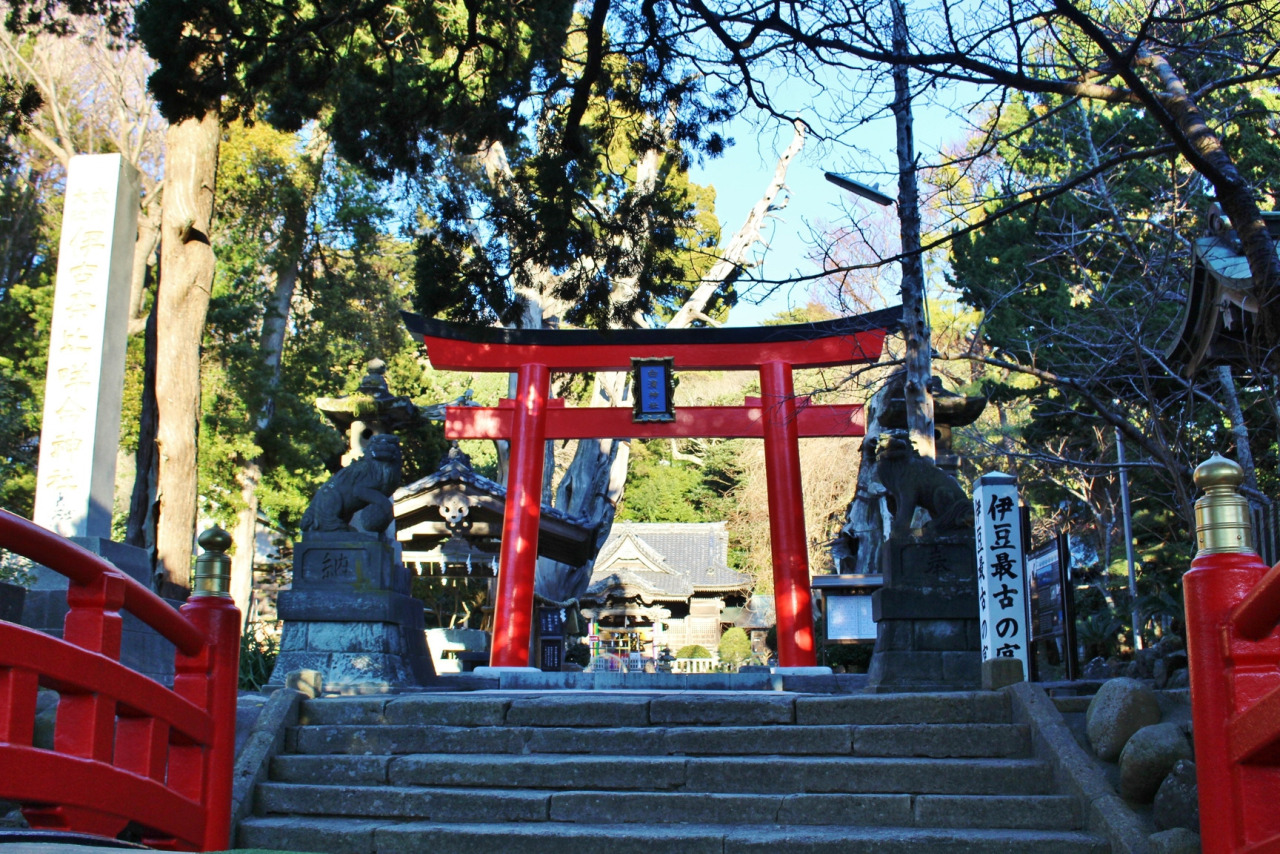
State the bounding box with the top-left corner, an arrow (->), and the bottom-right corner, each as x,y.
21,154 -> 174,683
33,153 -> 138,541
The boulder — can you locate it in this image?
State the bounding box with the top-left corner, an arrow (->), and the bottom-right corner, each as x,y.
1153,759 -> 1200,832
1119,723 -> 1194,802
1083,656 -> 1110,679
1149,828 -> 1201,854
1086,677 -> 1162,761
1167,669 -> 1190,689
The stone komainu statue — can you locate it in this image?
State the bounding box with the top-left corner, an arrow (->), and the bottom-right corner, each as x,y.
300,433 -> 403,534
873,431 -> 972,537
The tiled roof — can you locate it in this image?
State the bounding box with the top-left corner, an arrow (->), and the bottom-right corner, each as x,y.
589,522 -> 752,598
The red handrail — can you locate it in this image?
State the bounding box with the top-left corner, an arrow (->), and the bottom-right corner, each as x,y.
0,508 -> 239,851
0,511 -> 205,655
1184,457 -> 1280,854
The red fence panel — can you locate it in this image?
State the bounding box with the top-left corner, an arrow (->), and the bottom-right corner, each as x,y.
1184,457 -> 1280,854
0,509 -> 239,851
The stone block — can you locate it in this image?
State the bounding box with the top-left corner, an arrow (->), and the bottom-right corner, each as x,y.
526,727 -> 667,756
981,657 -> 1024,690
775,793 -> 913,826
306,622 -> 403,655
383,694 -> 509,727
943,651 -> 981,684
256,782 -> 427,818
550,791 -> 776,825
238,816 -> 384,854
298,697 -> 389,726
913,794 -> 1081,830
914,619 -> 971,651
873,589 -> 979,621
649,694 -> 794,725
852,723 -> 1028,758
875,620 -> 915,651
506,694 -> 651,727
684,756 -> 1050,795
664,726 -> 851,756
270,754 -> 390,785
797,694 -> 983,726
373,822 -> 725,854
868,650 -> 944,684
388,754 -> 686,791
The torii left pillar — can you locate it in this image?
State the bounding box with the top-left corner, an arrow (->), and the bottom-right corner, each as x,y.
489,363 -> 550,668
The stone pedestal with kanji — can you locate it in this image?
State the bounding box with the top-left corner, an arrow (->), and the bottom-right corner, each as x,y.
267,532 -> 434,692
865,534 -> 980,692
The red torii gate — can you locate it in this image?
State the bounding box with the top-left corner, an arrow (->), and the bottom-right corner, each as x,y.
403,308 -> 899,669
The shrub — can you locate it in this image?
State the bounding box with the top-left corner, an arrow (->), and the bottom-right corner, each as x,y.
564,640 -> 591,667
718,627 -> 752,666
676,644 -> 712,659
239,622 -> 280,691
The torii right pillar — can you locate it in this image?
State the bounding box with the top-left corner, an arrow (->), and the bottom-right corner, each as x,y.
760,360 -> 815,666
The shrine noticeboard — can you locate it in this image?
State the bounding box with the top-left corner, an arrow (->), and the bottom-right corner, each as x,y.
973,473 -> 1031,679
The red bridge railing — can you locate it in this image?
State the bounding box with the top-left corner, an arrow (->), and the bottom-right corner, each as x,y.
0,510 -> 240,851
1184,456 -> 1280,853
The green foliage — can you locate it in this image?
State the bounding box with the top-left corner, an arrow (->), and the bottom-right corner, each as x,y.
0,551 -> 36,587
617,438 -> 742,524
717,627 -> 751,666
0,76 -> 40,173
239,623 -> 280,691
412,575 -> 489,630
675,644 -> 711,659
0,161 -> 57,517
564,640 -> 591,667
1077,610 -> 1123,661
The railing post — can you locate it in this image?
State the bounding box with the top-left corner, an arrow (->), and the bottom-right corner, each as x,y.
169,527 -> 240,851
1184,456 -> 1280,853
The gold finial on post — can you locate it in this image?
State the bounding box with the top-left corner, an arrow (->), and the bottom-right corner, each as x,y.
192,525 -> 233,597
1193,455 -> 1254,556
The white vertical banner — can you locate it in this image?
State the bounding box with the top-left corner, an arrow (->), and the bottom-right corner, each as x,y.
973,473 -> 1030,677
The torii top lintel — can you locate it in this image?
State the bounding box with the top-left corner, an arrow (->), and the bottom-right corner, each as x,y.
401,306 -> 901,372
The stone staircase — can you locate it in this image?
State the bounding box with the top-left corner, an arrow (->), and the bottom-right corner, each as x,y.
238,690 -> 1110,853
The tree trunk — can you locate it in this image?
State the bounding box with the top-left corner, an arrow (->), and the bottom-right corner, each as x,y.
1216,364 -> 1261,492
228,137 -> 324,619
154,111 -> 220,592
125,283 -> 159,558
891,0 -> 935,461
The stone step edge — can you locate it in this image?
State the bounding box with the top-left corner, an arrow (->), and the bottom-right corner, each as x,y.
238,815 -> 1110,854
297,692 -> 1014,729
253,782 -> 1084,830
286,722 -> 1033,759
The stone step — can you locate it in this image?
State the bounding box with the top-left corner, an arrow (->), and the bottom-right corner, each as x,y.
1053,696 -> 1093,713
270,753 -> 1053,795
239,816 -> 1108,854
289,722 -> 1032,759
256,782 -> 1083,831
298,691 -> 1012,728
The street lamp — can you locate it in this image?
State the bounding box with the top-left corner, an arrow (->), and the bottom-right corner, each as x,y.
823,172 -> 894,207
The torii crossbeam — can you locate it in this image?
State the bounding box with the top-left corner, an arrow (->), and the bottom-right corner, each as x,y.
404,307 -> 900,669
